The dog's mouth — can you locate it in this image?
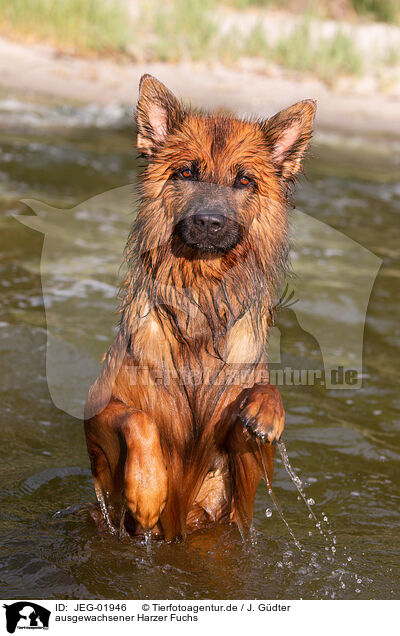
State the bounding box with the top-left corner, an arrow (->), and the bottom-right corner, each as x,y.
175,211 -> 242,254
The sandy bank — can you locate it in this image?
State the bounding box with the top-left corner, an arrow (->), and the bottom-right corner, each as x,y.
0,36 -> 399,137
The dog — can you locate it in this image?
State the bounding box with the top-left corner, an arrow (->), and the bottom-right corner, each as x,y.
84,75 -> 315,542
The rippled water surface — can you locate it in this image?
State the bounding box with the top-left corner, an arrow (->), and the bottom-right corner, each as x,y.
0,94 -> 399,599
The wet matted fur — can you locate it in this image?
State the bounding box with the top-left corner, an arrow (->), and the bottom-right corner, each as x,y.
84,75 -> 316,542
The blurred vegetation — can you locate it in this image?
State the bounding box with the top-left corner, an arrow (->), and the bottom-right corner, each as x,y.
0,0 -> 397,84
351,0 -> 398,23
222,0 -> 399,23
137,1 -> 363,82
139,0 -> 217,62
0,0 -> 130,54
272,22 -> 363,79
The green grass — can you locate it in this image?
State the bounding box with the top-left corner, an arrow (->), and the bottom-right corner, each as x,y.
244,22 -> 270,58
273,22 -> 363,81
216,26 -> 244,64
224,0 -> 399,23
384,43 -> 400,65
223,0 -> 273,7
0,0 -> 380,82
139,0 -> 217,62
351,0 -> 398,23
243,19 -> 363,82
0,0 -> 131,54
138,1 -> 363,82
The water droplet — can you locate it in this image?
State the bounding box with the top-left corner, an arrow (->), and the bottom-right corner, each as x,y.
258,441 -> 302,551
265,508 -> 272,518
323,515 -> 328,522
356,588 -> 360,594
347,556 -> 352,562
308,531 -> 313,537
143,530 -> 152,556
357,578 -> 362,584
308,513 -> 313,519
331,547 -> 336,553
307,498 -> 315,506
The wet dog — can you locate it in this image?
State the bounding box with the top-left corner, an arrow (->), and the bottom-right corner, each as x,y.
84,75 -> 315,542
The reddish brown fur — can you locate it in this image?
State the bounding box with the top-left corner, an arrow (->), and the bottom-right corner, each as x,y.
84,75 -> 315,542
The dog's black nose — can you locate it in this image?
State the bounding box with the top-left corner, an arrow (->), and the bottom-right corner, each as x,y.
192,211 -> 226,234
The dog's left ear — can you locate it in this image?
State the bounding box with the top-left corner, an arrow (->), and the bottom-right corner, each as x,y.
262,100 -> 316,180
136,74 -> 183,155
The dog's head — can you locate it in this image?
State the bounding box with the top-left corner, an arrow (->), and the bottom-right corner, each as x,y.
135,74 -> 315,263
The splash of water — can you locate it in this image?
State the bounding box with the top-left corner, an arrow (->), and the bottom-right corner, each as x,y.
277,440 -> 320,524
143,530 -> 152,556
119,502 -> 127,540
94,483 -> 117,535
249,523 -> 259,547
257,440 -> 302,551
271,441 -> 363,596
277,439 -> 339,547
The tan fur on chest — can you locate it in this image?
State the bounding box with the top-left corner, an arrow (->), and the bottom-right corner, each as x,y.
192,467 -> 229,523
225,312 -> 263,365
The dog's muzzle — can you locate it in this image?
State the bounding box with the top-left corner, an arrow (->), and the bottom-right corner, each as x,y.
176,207 -> 242,253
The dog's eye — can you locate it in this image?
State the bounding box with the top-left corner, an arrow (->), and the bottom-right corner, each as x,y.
180,168 -> 194,179
235,175 -> 252,187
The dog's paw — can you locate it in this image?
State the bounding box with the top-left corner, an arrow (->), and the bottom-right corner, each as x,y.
239,384 -> 285,444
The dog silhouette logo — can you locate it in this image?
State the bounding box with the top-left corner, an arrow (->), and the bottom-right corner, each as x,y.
3,602 -> 50,633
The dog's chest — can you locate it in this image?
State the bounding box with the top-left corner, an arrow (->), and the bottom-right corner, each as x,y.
120,309 -> 266,425
133,309 -> 264,366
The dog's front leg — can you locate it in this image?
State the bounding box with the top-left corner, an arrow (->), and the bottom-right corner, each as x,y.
238,383 -> 285,445
122,411 -> 168,532
221,384 -> 285,535
85,403 -> 168,533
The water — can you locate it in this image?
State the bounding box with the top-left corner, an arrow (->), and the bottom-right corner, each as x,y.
143,531 -> 152,558
257,440 -> 302,551
0,92 -> 399,599
94,485 -> 116,536
277,439 -> 334,545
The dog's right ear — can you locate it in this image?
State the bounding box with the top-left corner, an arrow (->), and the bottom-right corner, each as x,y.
136,75 -> 183,155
